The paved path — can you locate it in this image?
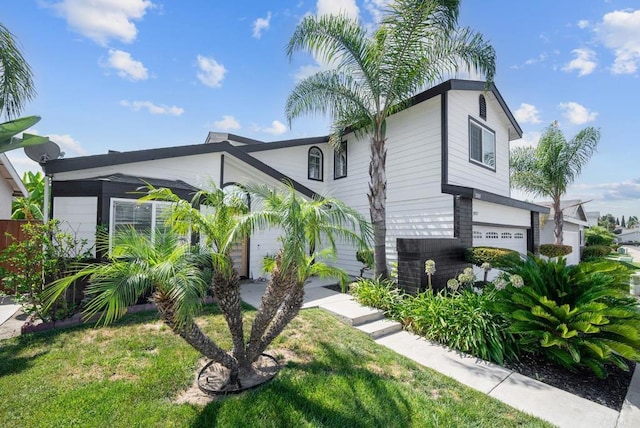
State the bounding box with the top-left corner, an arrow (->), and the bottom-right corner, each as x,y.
241,277 -> 640,428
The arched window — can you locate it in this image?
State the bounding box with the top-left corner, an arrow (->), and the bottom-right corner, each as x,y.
479,94 -> 487,120
334,142 -> 347,179
308,146 -> 323,181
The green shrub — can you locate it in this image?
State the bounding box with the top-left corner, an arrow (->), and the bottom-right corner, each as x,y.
465,246 -> 521,269
539,244 -> 573,258
398,289 -> 517,365
350,276 -> 403,318
356,248 -> 374,276
585,226 -> 616,247
581,245 -> 611,261
496,256 -> 640,377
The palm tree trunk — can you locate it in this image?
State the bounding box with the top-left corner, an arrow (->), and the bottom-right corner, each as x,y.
247,278 -> 302,363
553,197 -> 563,245
369,136 -> 388,278
155,295 -> 237,370
246,252 -> 295,360
212,261 -> 247,372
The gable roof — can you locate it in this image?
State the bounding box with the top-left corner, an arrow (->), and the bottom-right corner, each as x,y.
0,153 -> 28,197
539,200 -> 589,225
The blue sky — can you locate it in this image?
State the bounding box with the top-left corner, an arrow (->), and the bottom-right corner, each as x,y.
3,0 -> 640,220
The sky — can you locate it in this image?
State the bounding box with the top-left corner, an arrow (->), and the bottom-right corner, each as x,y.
2,0 -> 640,220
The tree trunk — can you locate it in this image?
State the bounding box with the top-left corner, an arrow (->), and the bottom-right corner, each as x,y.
368,136 -> 388,278
212,259 -> 247,374
553,197 -> 563,245
154,294 -> 237,371
246,252 -> 295,362
247,277 -> 302,363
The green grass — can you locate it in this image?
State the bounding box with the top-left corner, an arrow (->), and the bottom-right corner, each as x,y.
0,305 -> 551,427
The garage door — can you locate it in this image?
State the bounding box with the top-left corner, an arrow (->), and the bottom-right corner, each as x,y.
473,226 -> 528,256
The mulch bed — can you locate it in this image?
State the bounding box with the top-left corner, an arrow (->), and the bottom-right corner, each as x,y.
504,354 -> 634,410
322,285 -> 633,410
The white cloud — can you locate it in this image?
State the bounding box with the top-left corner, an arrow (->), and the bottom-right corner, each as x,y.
577,20 -> 589,29
196,55 -> 227,88
214,115 -> 241,130
525,53 -> 548,65
514,103 -> 542,124
596,9 -> 640,75
264,120 -> 287,135
120,100 -> 184,116
511,131 -> 542,149
316,0 -> 360,19
558,101 -> 598,125
252,12 -> 272,39
48,133 -> 89,156
104,49 -> 148,80
562,48 -> 597,76
364,0 -> 389,24
50,0 -> 154,46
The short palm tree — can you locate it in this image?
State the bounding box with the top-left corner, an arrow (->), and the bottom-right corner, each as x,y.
45,183 -> 370,392
286,0 -> 496,277
510,121 -> 600,245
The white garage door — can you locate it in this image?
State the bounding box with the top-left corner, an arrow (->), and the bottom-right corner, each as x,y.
473,226 -> 528,256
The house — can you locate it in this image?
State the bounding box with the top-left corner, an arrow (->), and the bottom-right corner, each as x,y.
616,229 -> 640,245
0,153 -> 27,219
539,199 -> 589,265
586,211 -> 600,227
42,79 -> 548,292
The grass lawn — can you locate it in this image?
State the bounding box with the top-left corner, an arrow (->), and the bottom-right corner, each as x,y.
0,304 -> 551,427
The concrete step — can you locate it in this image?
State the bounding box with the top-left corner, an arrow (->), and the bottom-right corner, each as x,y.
356,318 -> 403,339
318,299 -> 384,326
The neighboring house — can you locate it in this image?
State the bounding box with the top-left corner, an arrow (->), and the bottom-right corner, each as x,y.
539,199 -> 589,265
616,229 -> 640,245
585,211 -> 600,227
0,153 -> 27,219
43,79 -> 548,292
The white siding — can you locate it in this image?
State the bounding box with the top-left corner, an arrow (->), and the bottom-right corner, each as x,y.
0,177 -> 12,219
447,90 -> 511,196
540,220 -> 582,265
249,144 -> 330,195
53,196 -> 98,257
473,200 -> 530,227
53,153 -> 223,189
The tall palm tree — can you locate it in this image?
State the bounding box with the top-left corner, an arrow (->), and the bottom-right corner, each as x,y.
286,0 -> 496,277
0,24 -> 47,152
510,121 -> 600,245
0,23 -> 35,119
45,183 -> 370,392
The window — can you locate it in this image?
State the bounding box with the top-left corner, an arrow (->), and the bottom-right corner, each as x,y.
514,232 -> 525,239
473,230 -> 482,239
110,198 -> 172,244
469,119 -> 496,169
308,146 -> 323,181
334,141 -> 347,179
501,232 -> 512,239
485,231 -> 499,239
479,95 -> 487,120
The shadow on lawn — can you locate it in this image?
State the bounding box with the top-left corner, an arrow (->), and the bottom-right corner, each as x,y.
191,342 -> 414,428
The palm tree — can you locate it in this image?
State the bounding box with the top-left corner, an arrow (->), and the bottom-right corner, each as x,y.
510,121 -> 600,245
286,0 -> 496,277
0,24 -> 47,152
45,183 -> 370,392
0,23 -> 35,119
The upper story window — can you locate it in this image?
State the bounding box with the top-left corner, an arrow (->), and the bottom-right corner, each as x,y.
469,118 -> 496,170
308,146 -> 323,181
334,141 -> 347,179
479,95 -> 487,120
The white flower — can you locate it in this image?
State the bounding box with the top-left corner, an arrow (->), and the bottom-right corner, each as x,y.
510,274 -> 524,288
493,277 -> 507,291
481,262 -> 492,271
424,259 -> 436,275
447,279 -> 460,292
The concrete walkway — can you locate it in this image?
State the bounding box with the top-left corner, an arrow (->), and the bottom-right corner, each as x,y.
240,277 -> 640,428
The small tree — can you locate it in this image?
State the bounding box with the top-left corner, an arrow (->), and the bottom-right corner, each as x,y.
45,183 -> 371,392
511,121 -> 599,245
599,213 -> 617,232
11,171 -> 44,220
629,216 -> 639,229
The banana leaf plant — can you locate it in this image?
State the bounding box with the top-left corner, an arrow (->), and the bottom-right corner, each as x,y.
0,115 -> 48,154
